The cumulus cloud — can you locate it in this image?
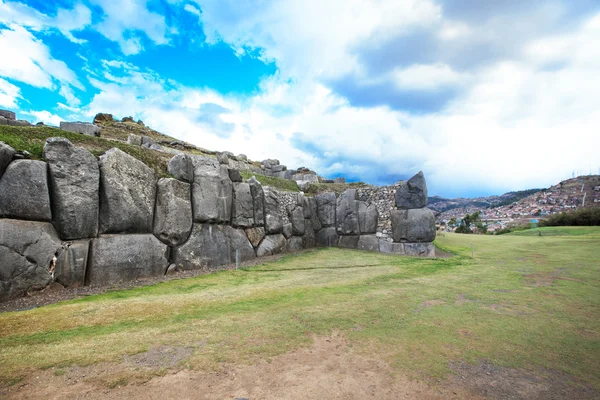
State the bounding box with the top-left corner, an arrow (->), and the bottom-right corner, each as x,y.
0,77 -> 20,108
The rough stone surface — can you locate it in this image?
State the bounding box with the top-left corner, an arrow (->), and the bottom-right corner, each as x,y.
333,177 -> 346,184
358,201 -> 379,234
303,219 -> 316,248
263,187 -> 283,233
54,240 -> 90,287
0,109 -> 16,120
307,197 -> 322,231
245,227 -> 265,248
0,141 -> 15,179
7,120 -> 31,127
87,234 -> 169,285
316,192 -> 336,227
153,178 -> 193,247
338,235 -> 360,249
228,168 -> 243,182
191,156 -> 232,223
357,235 -> 380,252
168,154 -> 193,183
172,224 -> 255,270
395,171 -> 428,209
0,116 -> 6,125
256,234 -> 286,257
232,182 -> 254,228
391,208 -> 436,243
379,241 -> 405,255
43,138 -> 99,239
93,113 -> 114,124
127,134 -> 142,146
286,236 -> 304,252
288,203 -> 305,235
315,227 -> 340,247
60,121 -> 101,137
404,242 -> 436,257
336,189 -> 360,235
0,219 -> 60,300
248,177 -> 265,226
282,223 -> 293,239
0,160 -> 52,221
99,148 -> 158,233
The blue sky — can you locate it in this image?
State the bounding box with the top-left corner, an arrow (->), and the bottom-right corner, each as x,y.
1,0 -> 599,198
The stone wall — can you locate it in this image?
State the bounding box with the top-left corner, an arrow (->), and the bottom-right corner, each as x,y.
0,137 -> 436,301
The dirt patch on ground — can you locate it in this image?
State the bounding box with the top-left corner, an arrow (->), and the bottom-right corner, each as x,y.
455,294 -> 472,306
124,346 -> 195,369
451,361 -> 599,400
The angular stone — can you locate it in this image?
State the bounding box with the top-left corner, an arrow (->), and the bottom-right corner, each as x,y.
282,223 -> 293,239
315,227 -> 339,247
0,160 -> 51,221
0,141 -> 15,179
379,241 -> 405,255
217,152 -> 229,164
153,178 -> 192,247
168,154 -> 193,183
286,236 -> 304,252
256,234 -> 286,257
245,226 -> 265,248
232,182 -> 254,228
99,148 -> 157,233
288,203 -> 305,235
228,168 -> 243,182
263,187 -> 283,234
127,134 -> 142,146
44,138 -> 99,239
87,234 -> 169,285
395,171 -> 428,209
54,240 -> 90,287
357,235 -> 379,252
0,109 -> 16,120
306,197 -> 322,231
172,224 -> 255,270
316,192 -> 336,227
404,242 -> 436,257
338,235 -> 360,249
191,156 -> 232,223
0,219 -> 60,300
391,208 -> 436,243
303,219 -> 316,248
7,119 -> 31,127
60,121 -> 101,137
248,176 -> 265,227
333,177 -> 346,184
358,201 -> 379,234
336,189 -> 360,235
0,116 -> 7,125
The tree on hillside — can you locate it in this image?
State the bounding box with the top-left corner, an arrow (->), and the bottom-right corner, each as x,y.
455,211 -> 487,234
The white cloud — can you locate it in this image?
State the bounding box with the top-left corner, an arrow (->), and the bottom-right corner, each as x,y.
391,63 -> 468,91
22,110 -> 62,126
0,77 -> 20,109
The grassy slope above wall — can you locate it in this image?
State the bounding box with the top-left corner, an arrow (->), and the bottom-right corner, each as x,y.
240,171 -> 300,192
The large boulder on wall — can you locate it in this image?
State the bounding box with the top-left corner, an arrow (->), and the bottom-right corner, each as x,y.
0,141 -> 16,179
256,234 -> 286,257
153,178 -> 193,247
86,234 -> 170,285
358,201 -> 378,234
231,182 -> 255,228
316,192 -> 336,227
172,224 -> 255,270
0,219 -> 61,300
248,176 -> 265,227
263,187 -> 283,234
306,197 -> 322,231
287,200 -> 305,236
191,156 -> 233,223
336,189 -> 360,235
99,148 -> 158,234
0,160 -> 52,221
391,208 -> 436,243
168,154 -> 194,183
54,240 -> 90,287
43,138 -> 100,240
395,171 -> 428,209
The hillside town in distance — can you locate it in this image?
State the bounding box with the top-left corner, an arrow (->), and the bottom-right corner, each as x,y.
435,175 -> 600,233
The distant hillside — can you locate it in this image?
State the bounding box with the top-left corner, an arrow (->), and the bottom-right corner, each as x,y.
428,188 -> 544,214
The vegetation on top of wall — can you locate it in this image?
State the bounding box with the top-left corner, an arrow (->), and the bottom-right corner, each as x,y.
0,125 -> 172,178
239,171 -> 300,192
304,181 -> 369,195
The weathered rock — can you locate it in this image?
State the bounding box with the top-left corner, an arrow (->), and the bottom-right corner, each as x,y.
336,189 -> 360,235
54,240 -> 90,287
315,227 -> 340,247
153,178 -> 193,247
0,109 -> 16,120
173,224 -> 254,269
122,116 -> 135,123
303,219 -> 316,248
379,241 -> 405,255
395,171 -> 428,209
333,177 -> 346,184
0,141 -> 16,179
288,203 -> 305,235
306,197 -> 322,231
357,235 -> 379,252
127,134 -> 142,146
93,113 -> 114,124
0,116 -> 7,125
316,192 -> 336,227
232,182 -> 254,228
391,208 -> 436,243
216,152 -> 229,164
0,160 -> 52,221
248,176 -> 265,226
245,226 -> 265,248
168,154 -> 193,183
286,236 -> 304,252
141,136 -> 152,146
302,197 -> 312,219
60,121 -> 101,137
358,201 -> 379,234
165,263 -> 178,275
7,119 -> 31,127
87,234 -> 169,285
338,235 -> 360,249
99,148 -> 158,233
263,187 -> 283,233
191,156 -> 232,223
256,234 -> 286,257
282,223 -> 293,239
404,242 -> 436,257
0,219 -> 60,300
228,168 -> 243,182
237,154 -> 247,161
43,138 -> 99,239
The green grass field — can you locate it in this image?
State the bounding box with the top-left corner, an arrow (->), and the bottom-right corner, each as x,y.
0,227 -> 598,390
